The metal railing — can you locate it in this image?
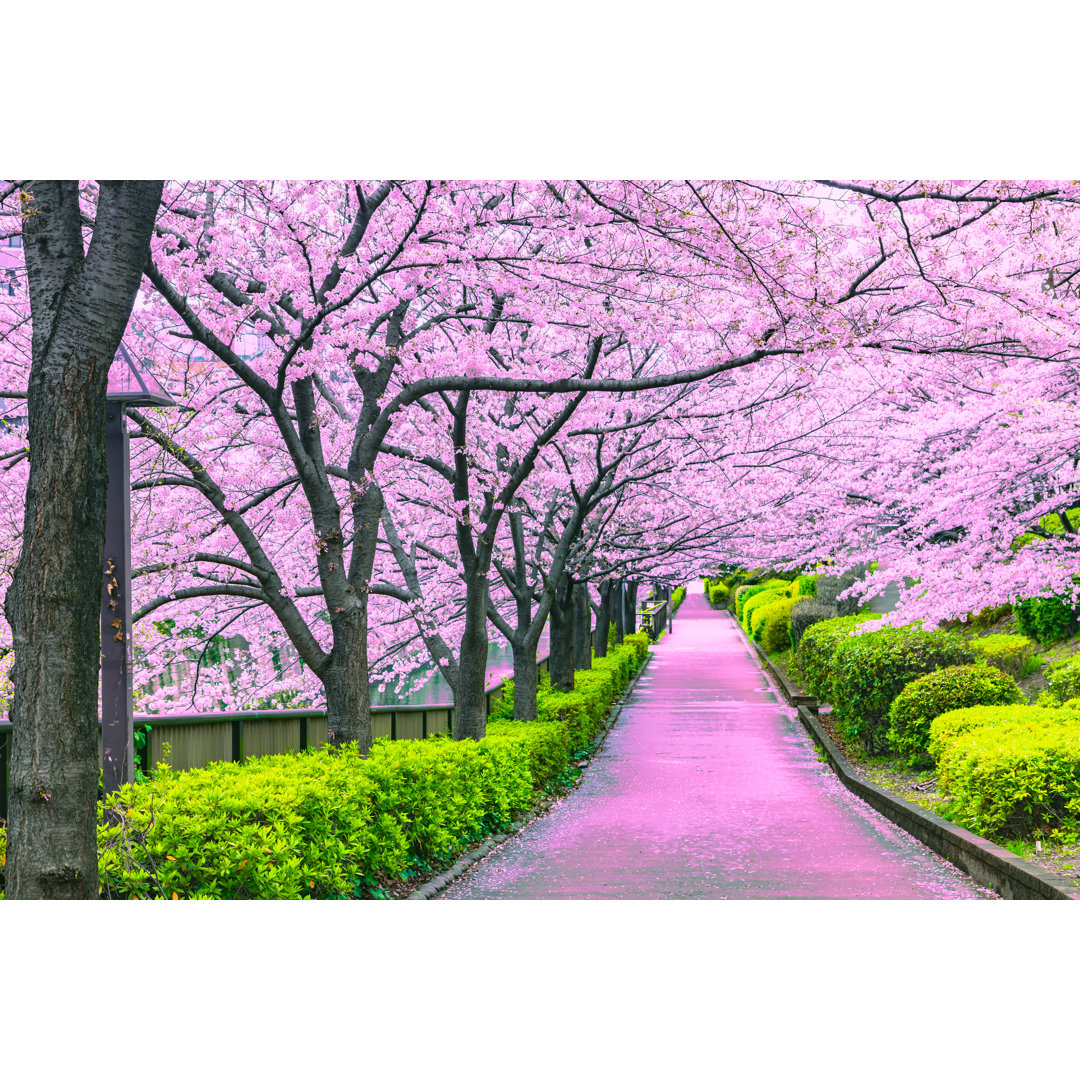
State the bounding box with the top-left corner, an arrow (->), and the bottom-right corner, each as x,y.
638,600 -> 670,642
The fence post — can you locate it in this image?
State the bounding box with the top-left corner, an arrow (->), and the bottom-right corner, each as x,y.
299,714 -> 309,753
231,719 -> 244,763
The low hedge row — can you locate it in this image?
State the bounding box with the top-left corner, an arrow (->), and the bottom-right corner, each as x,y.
0,633 -> 652,900
672,586 -> 687,613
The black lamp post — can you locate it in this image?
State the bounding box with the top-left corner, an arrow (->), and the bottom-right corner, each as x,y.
102,342 -> 175,799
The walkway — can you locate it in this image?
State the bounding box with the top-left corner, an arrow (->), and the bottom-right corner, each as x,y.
442,583 -> 996,899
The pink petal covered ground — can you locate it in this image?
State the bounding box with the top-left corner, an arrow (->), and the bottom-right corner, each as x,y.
443,584 -> 998,899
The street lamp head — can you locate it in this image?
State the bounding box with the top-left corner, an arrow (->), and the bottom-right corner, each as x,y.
107,341 -> 176,407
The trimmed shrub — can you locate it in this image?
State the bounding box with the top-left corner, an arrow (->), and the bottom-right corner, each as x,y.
793,574 -> 817,598
793,612 -> 882,703
741,586 -> 786,633
1045,652 -> 1080,704
671,585 -> 687,612
759,596 -> 797,653
934,715 -> 1080,839
735,579 -> 787,623
1015,594 -> 1079,646
967,633 -> 1037,679
707,581 -> 729,608
927,704 -> 1065,761
828,625 -> 976,753
885,664 -> 1022,767
789,599 -> 838,650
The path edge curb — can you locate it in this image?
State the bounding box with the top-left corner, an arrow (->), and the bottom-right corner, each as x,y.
729,612 -> 1080,900
405,649 -> 655,900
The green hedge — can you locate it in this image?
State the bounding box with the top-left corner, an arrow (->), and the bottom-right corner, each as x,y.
672,586 -> 687,613
793,612 -> 882,704
1045,652 -> 1080,703
706,581 -> 729,607
735,579 -> 787,623
885,664 -> 1021,767
927,704 -> 1066,761
754,595 -> 796,652
827,625 -> 976,753
741,586 -> 787,633
0,635 -> 651,900
1015,594 -> 1079,646
967,633 -> 1037,679
932,711 -> 1080,839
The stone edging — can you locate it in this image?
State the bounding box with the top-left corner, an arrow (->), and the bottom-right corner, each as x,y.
406,650 -> 654,900
729,611 -> 1080,900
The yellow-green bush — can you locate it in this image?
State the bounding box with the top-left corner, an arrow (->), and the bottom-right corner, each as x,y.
707,581 -> 729,607
934,714 -> 1080,839
754,595 -> 796,652
967,634 -> 1037,679
741,586 -> 786,633
927,704 -> 1065,762
885,664 -> 1021,767
735,579 -> 788,623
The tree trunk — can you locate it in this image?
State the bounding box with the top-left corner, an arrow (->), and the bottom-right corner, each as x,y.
511,642 -> 539,722
4,180 -> 163,900
548,573 -> 575,692
594,580 -> 611,658
454,573 -> 491,740
626,580 -> 639,635
612,579 -> 625,644
323,603 -> 374,756
573,581 -> 592,671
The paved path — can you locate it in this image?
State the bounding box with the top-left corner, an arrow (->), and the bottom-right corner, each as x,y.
443,583 -> 996,899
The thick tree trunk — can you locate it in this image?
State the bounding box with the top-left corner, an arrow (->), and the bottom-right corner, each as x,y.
573,581 -> 592,671
323,603 -> 374,756
626,580 -> 639,635
612,579 -> 625,644
4,180 -> 163,900
511,642 -> 539,722
454,574 -> 491,740
548,573 -> 575,692
594,580 -> 611,658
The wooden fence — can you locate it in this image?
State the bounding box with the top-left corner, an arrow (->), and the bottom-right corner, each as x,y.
0,655 -> 550,819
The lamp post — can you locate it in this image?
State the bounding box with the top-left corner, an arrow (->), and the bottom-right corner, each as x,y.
102,342 -> 176,799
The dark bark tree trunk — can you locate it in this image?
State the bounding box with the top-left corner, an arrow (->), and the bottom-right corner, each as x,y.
3,180 -> 163,900
548,573 -> 575,692
626,580 -> 639,635
324,481 -> 382,752
455,572 -> 492,740
612,579 -> 625,644
511,642 -> 539,722
573,581 -> 592,671
594,580 -> 611,658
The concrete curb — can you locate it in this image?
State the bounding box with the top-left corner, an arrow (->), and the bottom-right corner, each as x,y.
406,650 -> 655,900
729,612 -> 1080,900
